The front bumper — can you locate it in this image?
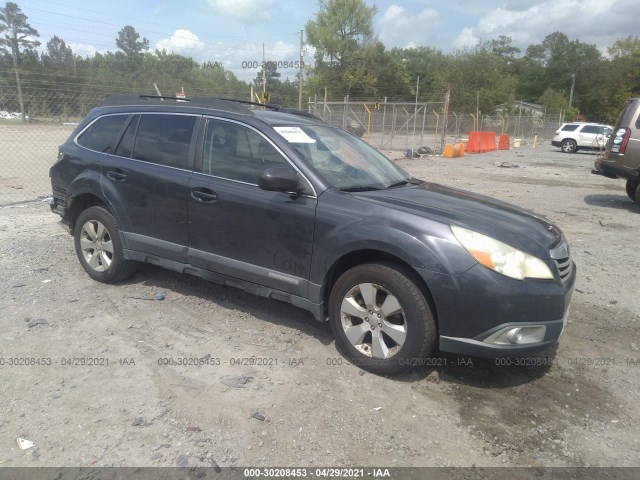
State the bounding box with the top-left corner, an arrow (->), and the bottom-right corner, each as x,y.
418,259 -> 576,358
439,315 -> 566,358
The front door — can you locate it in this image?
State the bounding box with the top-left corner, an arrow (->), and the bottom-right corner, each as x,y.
187,118 -> 317,297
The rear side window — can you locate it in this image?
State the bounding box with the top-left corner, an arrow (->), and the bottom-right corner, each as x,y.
132,114 -> 197,169
561,124 -> 579,132
580,125 -> 601,134
77,114 -> 128,153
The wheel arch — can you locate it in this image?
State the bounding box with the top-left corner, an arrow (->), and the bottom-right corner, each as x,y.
68,193 -> 113,232
321,249 -> 439,332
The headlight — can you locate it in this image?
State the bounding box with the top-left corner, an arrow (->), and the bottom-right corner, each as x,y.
451,225 -> 554,280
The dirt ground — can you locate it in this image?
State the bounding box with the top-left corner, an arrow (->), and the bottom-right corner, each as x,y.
1,141 -> 639,469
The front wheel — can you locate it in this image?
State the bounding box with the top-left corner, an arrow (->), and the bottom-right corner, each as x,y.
74,206 -> 138,283
561,139 -> 577,153
329,263 -> 436,375
626,179 -> 638,201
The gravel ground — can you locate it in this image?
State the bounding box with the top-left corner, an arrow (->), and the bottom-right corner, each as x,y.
1,141 -> 639,468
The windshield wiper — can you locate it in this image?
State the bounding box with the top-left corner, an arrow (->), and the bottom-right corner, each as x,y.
340,185 -> 382,192
386,180 -> 409,188
387,177 -> 423,189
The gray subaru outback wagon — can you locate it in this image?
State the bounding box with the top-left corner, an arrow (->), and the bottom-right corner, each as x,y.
49,95 -> 575,374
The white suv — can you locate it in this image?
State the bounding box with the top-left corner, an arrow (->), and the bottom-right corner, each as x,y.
552,122 -> 612,153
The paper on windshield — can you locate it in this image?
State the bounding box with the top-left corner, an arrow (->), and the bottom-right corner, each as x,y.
274,126 -> 316,144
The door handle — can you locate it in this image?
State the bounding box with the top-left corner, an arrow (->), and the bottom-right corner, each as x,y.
107,169 -> 126,182
191,188 -> 218,202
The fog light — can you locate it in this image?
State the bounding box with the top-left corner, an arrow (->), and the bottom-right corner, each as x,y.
483,325 -> 546,345
505,328 -> 524,344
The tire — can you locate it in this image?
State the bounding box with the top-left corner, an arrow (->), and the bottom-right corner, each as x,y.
328,262 -> 436,375
74,206 -> 137,283
626,179 -> 638,201
561,139 -> 577,153
635,183 -> 640,207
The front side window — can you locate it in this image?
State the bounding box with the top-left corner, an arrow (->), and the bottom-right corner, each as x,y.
132,114 -> 196,169
202,119 -> 291,184
77,114 -> 128,153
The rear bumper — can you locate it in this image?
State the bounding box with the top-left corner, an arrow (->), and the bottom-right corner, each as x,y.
551,140 -> 562,148
593,157 -> 640,182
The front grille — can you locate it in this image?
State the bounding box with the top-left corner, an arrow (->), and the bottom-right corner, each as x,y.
550,241 -> 573,283
554,256 -> 572,282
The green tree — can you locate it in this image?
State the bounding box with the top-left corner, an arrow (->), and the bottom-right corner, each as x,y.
390,46 -> 448,101
608,35 -> 640,95
518,32 -> 602,118
116,25 -> 149,57
40,35 -> 75,118
0,1 -> 40,121
538,87 -> 567,114
41,35 -> 73,67
305,0 -> 378,96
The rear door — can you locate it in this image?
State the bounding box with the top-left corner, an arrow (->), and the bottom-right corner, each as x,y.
577,124 -> 602,148
187,117 -> 317,297
99,113 -> 199,262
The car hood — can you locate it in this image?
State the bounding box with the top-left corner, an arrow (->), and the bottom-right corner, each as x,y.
354,182 -> 562,255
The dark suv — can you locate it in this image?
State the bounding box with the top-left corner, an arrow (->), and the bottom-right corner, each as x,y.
592,98 -> 640,205
50,95 -> 575,374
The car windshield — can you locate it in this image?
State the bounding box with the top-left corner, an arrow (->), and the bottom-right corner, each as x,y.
274,125 -> 412,190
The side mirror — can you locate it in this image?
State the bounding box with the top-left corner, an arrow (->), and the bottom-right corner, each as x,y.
258,167 -> 300,193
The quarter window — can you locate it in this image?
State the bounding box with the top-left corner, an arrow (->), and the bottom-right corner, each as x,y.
115,115 -> 139,158
132,114 -> 196,169
77,114 -> 128,153
561,124 -> 579,132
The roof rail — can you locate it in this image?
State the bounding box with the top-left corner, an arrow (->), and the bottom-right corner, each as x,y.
99,94 -> 252,113
98,94 -> 318,119
277,108 -> 322,121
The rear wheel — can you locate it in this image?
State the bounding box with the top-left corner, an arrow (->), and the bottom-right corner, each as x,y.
561,139 -> 577,153
626,179 -> 638,201
74,206 -> 137,283
329,263 -> 436,375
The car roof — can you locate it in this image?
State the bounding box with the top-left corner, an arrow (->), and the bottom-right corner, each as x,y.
562,122 -> 611,126
96,94 -> 326,127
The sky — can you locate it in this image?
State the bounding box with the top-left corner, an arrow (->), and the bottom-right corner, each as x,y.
16,0 -> 640,83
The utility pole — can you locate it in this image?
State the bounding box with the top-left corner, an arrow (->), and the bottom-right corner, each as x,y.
298,30 -> 303,110
262,43 -> 266,94
568,73 -> 576,114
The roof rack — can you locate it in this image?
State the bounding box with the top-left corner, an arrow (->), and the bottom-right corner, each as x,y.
276,108 -> 322,121
98,95 -> 320,120
100,94 -> 284,114
209,97 -> 281,111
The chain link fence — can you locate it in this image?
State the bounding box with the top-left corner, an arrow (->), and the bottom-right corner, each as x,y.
0,90 -> 568,205
309,98 -> 565,154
